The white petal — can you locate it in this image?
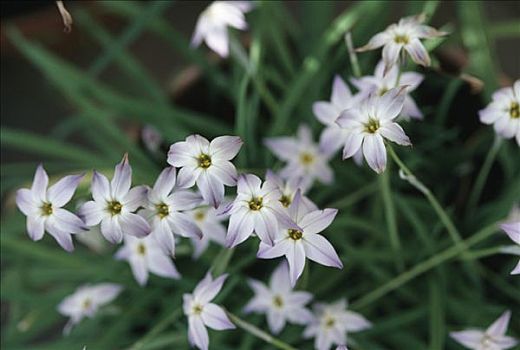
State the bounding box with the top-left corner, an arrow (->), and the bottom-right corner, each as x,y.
208,161 -> 238,186
176,165 -> 201,189
147,251 -> 180,279
511,260 -> 520,275
450,330 -> 484,348
343,311 -> 372,331
402,96 -> 423,120
91,171 -> 111,203
363,134 -> 387,173
188,316 -> 209,350
45,219 -> 74,252
237,173 -> 262,195
206,26 -> 229,57
257,240 -> 290,259
300,209 -> 338,235
405,39 -> 431,66
27,215 -> 45,241
379,123 -> 411,146
47,174 -> 84,207
152,219 -> 175,256
119,213 -> 151,238
494,335 -> 519,349
226,209 -> 255,248
486,310 -> 511,337
167,140 -> 198,168
209,136 -> 243,161
331,75 -> 352,107
123,186 -> 148,212
269,261 -> 292,293
111,155 -> 132,199
129,256 -> 149,286
31,164 -> 48,202
78,201 -> 104,226
195,273 -> 228,304
152,167 -> 177,200
357,32 -> 390,51
313,102 -> 340,125
100,216 -> 124,244
303,234 -> 343,268
16,188 -> 37,216
254,210 -> 277,246
264,138 -> 300,161
378,87 -> 407,121
342,132 -> 364,159
168,190 -> 202,211
399,72 -> 424,91
267,310 -> 286,334
501,222 -> 520,245
288,190 -> 310,223
286,242 -> 306,287
197,172 -> 224,209
169,212 -> 203,239
201,303 -> 235,330
320,127 -> 345,155
53,208 -> 86,234
286,306 -> 314,325
382,42 -> 401,70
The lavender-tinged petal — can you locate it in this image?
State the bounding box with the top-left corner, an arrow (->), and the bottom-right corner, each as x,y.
201,303 -> 235,330
169,212 -> 203,239
342,132 -> 364,159
169,190 -> 203,211
254,210 -> 277,246
336,110 -> 364,129
27,215 -> 45,241
45,220 -> 74,252
197,274 -> 229,304
247,279 -> 271,299
206,26 -> 229,57
167,141 -> 197,167
129,256 -> 149,286
404,39 -> 431,66
500,222 -> 520,244
100,216 -> 124,244
197,172 -> 224,209
176,165 -> 201,188
382,42 -> 401,70
357,32 -> 390,51
53,208 -> 87,233
342,311 -> 372,332
152,167 -> 177,200
320,127 -> 345,155
399,72 -> 424,91
313,102 -> 339,125
379,123 -> 411,146
267,310 -> 286,334
288,190 -> 305,223
287,242 -> 306,287
193,272 -> 213,297
297,124 -> 313,145
511,260 -> 520,275
263,138 -> 300,161
494,336 -> 519,349
269,204 -> 301,231
123,186 -> 148,212
363,134 -> 387,174
257,240 -> 290,259
91,283 -> 123,305
449,330 -> 484,348
47,174 -> 84,207
147,251 -> 181,279
300,209 -> 338,235
16,188 -> 37,216
378,87 -> 407,121
226,209 -> 255,248
269,261 -> 292,293
486,310 -> 511,337
287,291 -> 313,306
303,234 -> 343,268
31,164 -> 49,202
191,235 -> 210,259
286,307 -> 314,325
120,213 -> 151,238
91,171 -> 111,203
402,96 -> 423,120
208,161 -> 238,186
331,75 -> 352,107
237,173 -> 262,195
188,316 -> 209,350
209,136 -> 243,161
78,201 -> 104,226
152,219 -> 175,257
111,155 -> 132,199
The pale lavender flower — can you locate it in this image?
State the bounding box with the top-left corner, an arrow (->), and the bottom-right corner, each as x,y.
479,81 -> 520,146
265,170 -> 317,211
57,283 -> 122,335
450,310 -> 518,350
357,14 -> 446,71
142,125 -> 163,153
351,60 -> 424,120
142,167 -> 203,257
191,1 -> 253,57
303,299 -> 371,350
183,273 -> 235,350
257,191 -> 343,287
500,221 -> 520,275
16,165 -> 85,252
264,124 -> 334,190
244,261 -> 314,334
313,76 -> 360,155
336,87 -> 411,173
168,135 -> 243,208
224,173 -> 298,248
188,204 -> 227,259
78,155 -> 150,244
115,233 -> 180,286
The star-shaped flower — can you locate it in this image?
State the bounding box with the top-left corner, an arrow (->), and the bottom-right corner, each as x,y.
265,170 -> 317,211
142,167 -> 203,257
450,310 -> 518,350
79,154 -> 151,244
479,81 -> 520,146
191,1 -> 253,57
303,299 -> 371,350
16,164 -> 86,251
57,283 -> 122,335
357,14 -> 446,71
224,173 -> 298,248
351,60 -> 424,121
244,262 -> 314,334
115,234 -> 180,286
264,124 -> 334,190
336,87 -> 412,173
187,204 -> 227,259
183,272 -> 235,350
500,220 -> 520,275
168,135 -> 243,208
257,191 -> 343,286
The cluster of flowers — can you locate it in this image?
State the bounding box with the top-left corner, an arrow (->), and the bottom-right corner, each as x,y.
14,1 -> 519,350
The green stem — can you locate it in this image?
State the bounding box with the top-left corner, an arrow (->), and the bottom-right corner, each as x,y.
327,182 -> 378,208
466,136 -> 502,217
460,246 -> 505,261
226,312 -> 297,350
351,223 -> 498,310
345,32 -> 361,78
129,309 -> 183,350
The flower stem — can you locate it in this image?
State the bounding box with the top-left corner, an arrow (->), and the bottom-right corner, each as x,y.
351,223 -> 498,310
465,136 -> 502,218
345,32 -> 361,78
226,312 -> 297,350
129,308 -> 183,350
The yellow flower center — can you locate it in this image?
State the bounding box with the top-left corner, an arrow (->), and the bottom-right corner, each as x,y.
364,118 -> 380,134
82,298 -> 92,310
156,203 -> 169,219
299,152 -> 315,165
248,197 -> 263,211
394,34 -> 409,44
194,210 -> 206,221
288,229 -> 303,240
107,201 -> 122,216
509,101 -> 519,119
198,154 -> 212,169
280,194 -> 292,208
40,202 -> 53,216
137,243 -> 146,256
378,86 -> 389,96
192,304 -> 203,315
324,316 -> 336,328
273,295 -> 284,308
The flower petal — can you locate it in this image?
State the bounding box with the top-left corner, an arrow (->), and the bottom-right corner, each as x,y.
382,42 -> 401,70
286,242 -> 306,287
331,75 -> 352,107
319,127 -> 345,155
267,310 -> 286,334
450,330 -> 484,348
188,316 -> 209,350
168,190 -> 203,211
501,222 -> 520,245
342,132 -> 364,160
206,26 -> 229,57
379,123 -> 411,146
152,219 -> 175,256
208,161 -> 238,186
91,171 -> 111,203
226,208 -> 255,247
45,219 -> 74,252
303,234 -> 343,268
168,141 -> 197,168
195,273 -> 228,304
313,102 -> 339,125
405,39 -> 431,66
197,172 -> 224,209
254,210 -> 277,246
31,164 -> 48,201
111,155 -> 132,199
27,215 -> 45,241
120,213 -> 151,238
257,239 -> 290,259
16,188 -> 37,216
264,137 -> 300,161
486,310 -> 511,337
169,212 -> 203,239
209,136 -> 243,161
342,311 -> 372,332
151,167 -> 177,201
78,201 -> 104,226
129,256 -> 149,286
202,303 -> 235,330
53,208 -> 87,234
123,186 -> 148,212
147,250 -> 180,279
357,32 -> 390,52
237,173 -> 262,195
176,165 -> 201,189
363,134 -> 387,173
378,86 -> 407,120
47,174 -> 84,207
300,209 -> 338,235
100,216 -> 124,244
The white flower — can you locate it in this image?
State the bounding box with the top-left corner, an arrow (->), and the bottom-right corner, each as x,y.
357,14 -> 446,71
224,173 -> 299,248
115,234 -> 180,286
257,191 -> 343,287
244,262 -> 313,334
336,87 -> 411,173
450,310 -> 518,350
313,76 -> 360,155
78,154 -> 151,244
191,1 -> 253,57
16,165 -> 86,252
142,167 -> 203,257
500,221 -> 520,275
57,283 -> 122,335
141,124 -> 163,153
303,299 -> 371,350
183,273 -> 235,350
265,170 -> 317,211
479,81 -> 520,146
167,135 -> 243,208
351,60 -> 424,120
188,204 -> 227,259
264,124 -> 334,190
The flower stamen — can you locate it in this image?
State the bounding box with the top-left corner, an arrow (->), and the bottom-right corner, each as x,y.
198,154 -> 212,169
137,243 -> 146,256
107,201 -> 122,216
394,34 -> 409,45
288,229 -> 303,240
192,303 -> 203,315
194,210 -> 206,221
324,316 -> 336,328
364,118 -> 380,134
509,101 -> 519,119
40,202 -> 53,216
248,197 -> 263,211
272,295 -> 284,308
280,194 -> 292,208
155,203 -> 169,219
299,152 -> 315,165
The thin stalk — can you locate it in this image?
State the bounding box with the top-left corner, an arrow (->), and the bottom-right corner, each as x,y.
226,312 -> 297,350
327,182 -> 378,208
345,32 -> 361,78
351,223 -> 498,310
466,136 -> 502,217
460,246 -> 505,261
129,309 -> 183,350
